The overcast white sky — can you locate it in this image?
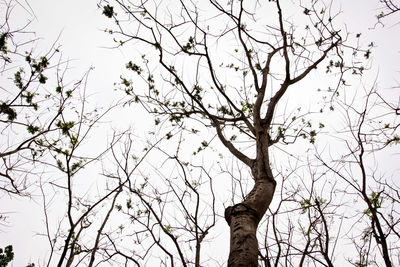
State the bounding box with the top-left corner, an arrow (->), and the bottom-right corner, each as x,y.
1,0 -> 400,266
14,0 -> 398,86
11,0 -> 399,93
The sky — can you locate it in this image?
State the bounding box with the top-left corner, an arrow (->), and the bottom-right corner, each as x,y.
1,0 -> 400,266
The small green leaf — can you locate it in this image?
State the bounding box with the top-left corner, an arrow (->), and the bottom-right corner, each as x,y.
303,8 -> 311,15
126,61 -> 142,74
0,33 -> 8,53
0,103 -> 17,121
103,5 -> 115,18
0,245 -> 14,266
27,125 -> 40,134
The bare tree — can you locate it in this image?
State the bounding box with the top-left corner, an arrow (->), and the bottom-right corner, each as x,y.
2,0 -> 399,266
316,84 -> 400,267
0,0 -> 72,195
0,2 -> 141,266
95,135 -> 218,266
2,1 -> 218,266
97,0 -> 369,265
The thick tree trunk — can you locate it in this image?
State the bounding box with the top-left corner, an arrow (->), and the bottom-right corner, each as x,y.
225,177 -> 276,266
224,84 -> 277,266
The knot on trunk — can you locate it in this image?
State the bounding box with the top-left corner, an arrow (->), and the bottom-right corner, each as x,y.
224,203 -> 260,226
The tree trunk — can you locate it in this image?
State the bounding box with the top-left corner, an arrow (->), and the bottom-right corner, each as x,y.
225,177 -> 276,266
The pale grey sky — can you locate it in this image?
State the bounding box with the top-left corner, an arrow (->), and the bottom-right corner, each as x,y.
1,0 -> 399,266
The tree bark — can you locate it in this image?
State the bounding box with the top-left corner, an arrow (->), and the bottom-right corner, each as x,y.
225,177 -> 276,266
